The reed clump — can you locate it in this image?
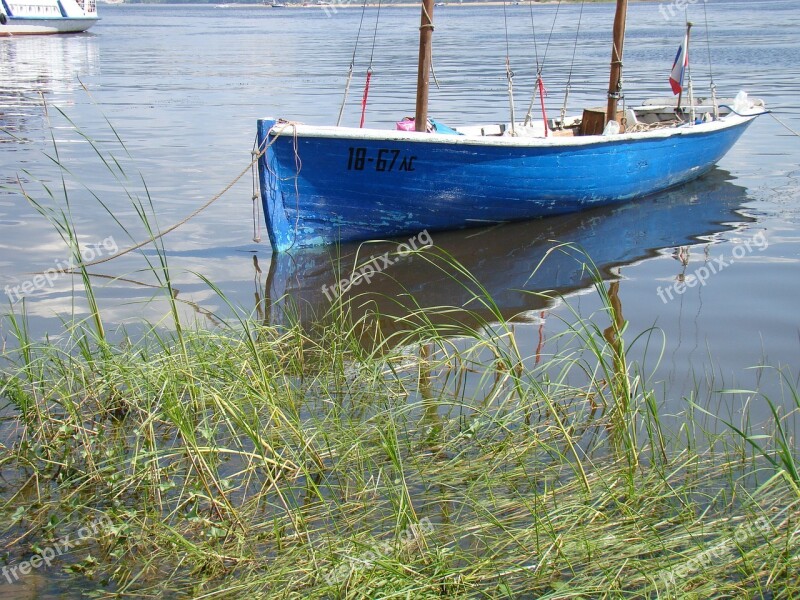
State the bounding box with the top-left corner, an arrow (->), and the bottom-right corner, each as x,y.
1,265 -> 798,598
1,111 -> 797,598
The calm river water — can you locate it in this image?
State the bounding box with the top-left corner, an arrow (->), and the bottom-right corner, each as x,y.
1,1 -> 799,597
1,1 -> 799,415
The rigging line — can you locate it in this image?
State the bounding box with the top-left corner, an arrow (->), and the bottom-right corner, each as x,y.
337,0 -> 370,126
560,0 -> 585,126
564,0 -> 584,85
524,0 -> 561,127
336,69 -> 354,127
539,0 -> 562,75
360,71 -> 373,128
368,0 -> 382,69
431,54 -> 441,91
701,0 -> 714,85
502,0 -> 512,59
528,0 -> 541,73
565,0 -> 583,83
701,0 -> 718,118
359,0 -> 382,128
685,13 -> 695,122
351,0 -> 369,67
420,0 -> 433,29
524,0 -> 540,126
502,0 -> 516,134
422,0 -> 439,90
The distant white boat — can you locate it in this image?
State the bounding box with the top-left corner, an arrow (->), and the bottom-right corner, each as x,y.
0,0 -> 98,36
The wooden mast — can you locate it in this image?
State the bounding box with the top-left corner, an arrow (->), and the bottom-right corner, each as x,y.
606,0 -> 628,125
676,21 -> 693,113
414,0 -> 435,132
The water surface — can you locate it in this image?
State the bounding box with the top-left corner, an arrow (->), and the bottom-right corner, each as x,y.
1,1 -> 798,419
1,1 -> 800,597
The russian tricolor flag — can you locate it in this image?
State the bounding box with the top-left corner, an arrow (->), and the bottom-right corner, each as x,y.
670,34 -> 689,95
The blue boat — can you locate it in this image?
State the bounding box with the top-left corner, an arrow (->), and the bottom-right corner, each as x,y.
257,1 -> 765,252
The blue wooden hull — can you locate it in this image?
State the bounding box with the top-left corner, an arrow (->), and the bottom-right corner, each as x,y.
257,115 -> 758,252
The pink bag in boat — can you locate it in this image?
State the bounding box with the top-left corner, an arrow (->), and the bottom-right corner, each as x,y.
396,117 -> 417,131
396,117 -> 433,132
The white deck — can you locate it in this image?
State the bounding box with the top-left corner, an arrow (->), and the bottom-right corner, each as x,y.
266,97 -> 766,149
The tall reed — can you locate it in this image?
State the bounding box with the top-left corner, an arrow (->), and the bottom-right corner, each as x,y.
0,107 -> 797,598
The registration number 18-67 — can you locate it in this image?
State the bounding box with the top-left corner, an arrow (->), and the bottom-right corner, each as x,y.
347,147 -> 417,172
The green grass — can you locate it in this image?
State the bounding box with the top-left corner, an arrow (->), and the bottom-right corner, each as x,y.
1,104 -> 798,599
1,265 -> 798,598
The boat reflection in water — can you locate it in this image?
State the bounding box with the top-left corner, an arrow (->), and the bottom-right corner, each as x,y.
261,169 -> 752,337
0,33 -> 98,142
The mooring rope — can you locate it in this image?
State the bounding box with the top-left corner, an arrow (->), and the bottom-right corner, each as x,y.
769,111 -> 800,138
27,129 -> 294,275
250,136 -> 263,243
